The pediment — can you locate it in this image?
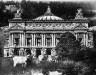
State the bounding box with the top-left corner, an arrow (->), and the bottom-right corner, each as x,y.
74,24 -> 87,29
10,25 -> 23,29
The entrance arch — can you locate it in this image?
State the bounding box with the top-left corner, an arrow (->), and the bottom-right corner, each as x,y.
14,48 -> 19,56
36,48 -> 41,58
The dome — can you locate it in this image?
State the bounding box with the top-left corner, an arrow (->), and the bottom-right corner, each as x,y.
33,6 -> 63,21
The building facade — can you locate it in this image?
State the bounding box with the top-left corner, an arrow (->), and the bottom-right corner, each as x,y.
1,6 -> 94,57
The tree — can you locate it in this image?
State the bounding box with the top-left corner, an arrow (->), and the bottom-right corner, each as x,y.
55,32 -> 81,60
76,47 -> 96,75
0,28 -> 5,57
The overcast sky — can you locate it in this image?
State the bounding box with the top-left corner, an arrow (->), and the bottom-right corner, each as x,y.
2,0 -> 96,2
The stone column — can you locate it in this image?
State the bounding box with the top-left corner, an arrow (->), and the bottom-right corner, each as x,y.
75,33 -> 78,40
52,34 -> 54,47
44,34 -> 45,47
53,34 -> 55,46
23,33 -> 25,47
32,34 -> 33,47
46,38 -> 47,47
9,34 -> 11,47
26,38 -> 27,47
20,34 -> 21,47
22,34 -> 23,47
86,33 -> 88,47
36,38 -> 37,47
33,34 -> 36,47
42,34 -> 44,47
83,33 -> 86,45
12,33 -> 13,47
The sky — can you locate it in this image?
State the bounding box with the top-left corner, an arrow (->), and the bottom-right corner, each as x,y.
2,0 -> 96,2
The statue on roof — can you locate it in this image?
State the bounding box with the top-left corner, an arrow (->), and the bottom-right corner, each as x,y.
75,8 -> 84,19
14,6 -> 22,19
17,8 -> 20,13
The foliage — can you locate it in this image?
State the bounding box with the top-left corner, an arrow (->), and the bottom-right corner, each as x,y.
55,32 -> 81,60
58,59 -> 90,75
0,29 -> 5,57
75,47 -> 96,75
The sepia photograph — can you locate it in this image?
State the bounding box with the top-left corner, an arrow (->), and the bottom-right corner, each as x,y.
0,0 -> 96,75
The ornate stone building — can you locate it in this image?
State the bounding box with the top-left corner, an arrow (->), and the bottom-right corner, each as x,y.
1,6 -> 94,57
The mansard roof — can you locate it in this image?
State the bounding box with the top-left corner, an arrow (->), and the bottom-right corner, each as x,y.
33,6 -> 63,21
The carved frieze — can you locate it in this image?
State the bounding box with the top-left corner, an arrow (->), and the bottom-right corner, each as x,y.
9,23 -> 25,29
26,23 -> 78,29
74,23 -> 88,29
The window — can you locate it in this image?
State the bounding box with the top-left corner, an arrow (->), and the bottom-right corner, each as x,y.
37,38 -> 41,46
27,38 -> 31,46
14,38 -> 19,46
13,33 -> 20,46
46,38 -> 51,46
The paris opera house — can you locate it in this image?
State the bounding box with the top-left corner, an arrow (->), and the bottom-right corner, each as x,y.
1,6 -> 95,57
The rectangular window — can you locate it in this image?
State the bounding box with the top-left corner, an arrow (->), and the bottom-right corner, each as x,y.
37,38 -> 41,46
27,38 -> 31,46
46,38 -> 51,46
14,38 -> 19,46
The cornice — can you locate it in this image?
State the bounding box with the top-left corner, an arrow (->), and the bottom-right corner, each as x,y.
8,19 -> 27,23
8,19 -> 90,23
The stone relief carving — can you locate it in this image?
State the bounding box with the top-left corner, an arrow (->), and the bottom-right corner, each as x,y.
11,25 -> 23,29
10,23 -> 24,29
26,23 -> 77,29
8,22 -> 88,30
74,23 -> 87,29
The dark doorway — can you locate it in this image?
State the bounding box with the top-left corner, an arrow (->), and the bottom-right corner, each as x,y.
26,48 -> 31,55
36,48 -> 41,58
14,48 -> 19,56
78,38 -> 82,43
46,48 -> 51,55
7,52 -> 9,56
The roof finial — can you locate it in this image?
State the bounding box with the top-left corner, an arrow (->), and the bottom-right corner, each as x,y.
44,5 -> 53,16
47,6 -> 51,13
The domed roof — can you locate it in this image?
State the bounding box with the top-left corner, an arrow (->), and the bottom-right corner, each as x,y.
33,6 -> 63,21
